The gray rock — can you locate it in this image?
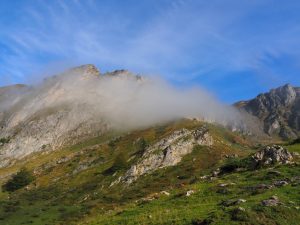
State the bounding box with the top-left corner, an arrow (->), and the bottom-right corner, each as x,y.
235,84 -> 300,139
120,126 -> 213,184
253,184 -> 274,190
186,190 -> 195,197
274,180 -> 289,187
251,145 -> 293,167
160,191 -> 170,196
212,168 -> 220,177
0,64 -> 156,168
262,196 -> 281,206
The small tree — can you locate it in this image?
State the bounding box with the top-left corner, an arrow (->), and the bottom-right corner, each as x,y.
0,137 -> 10,145
103,153 -> 127,175
2,168 -> 34,192
135,138 -> 148,157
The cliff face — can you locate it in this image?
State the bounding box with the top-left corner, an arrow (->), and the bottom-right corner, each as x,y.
0,65 -> 143,167
236,84 -> 300,139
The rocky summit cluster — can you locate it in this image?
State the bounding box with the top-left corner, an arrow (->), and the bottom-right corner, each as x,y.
236,84 -> 300,139
251,145 -> 294,167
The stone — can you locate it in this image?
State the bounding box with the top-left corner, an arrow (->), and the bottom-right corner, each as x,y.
212,168 -> 220,177
274,180 -> 289,187
121,127 -> 213,184
236,84 -> 299,139
186,190 -> 195,197
262,196 -> 281,206
160,191 -> 170,196
200,175 -> 209,180
237,207 -> 245,212
251,145 -> 293,168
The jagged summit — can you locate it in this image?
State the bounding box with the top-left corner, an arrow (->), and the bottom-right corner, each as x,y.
105,69 -> 144,81
60,65 -> 143,82
65,64 -> 101,79
236,84 -> 300,139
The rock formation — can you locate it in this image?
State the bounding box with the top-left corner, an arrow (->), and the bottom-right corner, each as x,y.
236,84 -> 300,139
121,126 -> 213,184
251,145 -> 293,168
0,65 -> 143,167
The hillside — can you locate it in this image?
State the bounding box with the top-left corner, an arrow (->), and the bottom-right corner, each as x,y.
0,65 -> 243,168
0,66 -> 299,225
0,119 -> 298,224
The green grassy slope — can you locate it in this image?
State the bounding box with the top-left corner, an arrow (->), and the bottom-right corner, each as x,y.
0,119 -> 299,225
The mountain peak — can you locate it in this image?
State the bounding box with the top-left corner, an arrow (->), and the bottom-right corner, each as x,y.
105,69 -> 144,81
236,83 -> 299,139
67,64 -> 100,79
269,83 -> 296,106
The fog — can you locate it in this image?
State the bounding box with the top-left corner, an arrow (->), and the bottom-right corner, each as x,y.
0,66 -> 244,131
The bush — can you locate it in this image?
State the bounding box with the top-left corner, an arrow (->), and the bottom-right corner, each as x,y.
220,158 -> 251,174
103,153 -> 127,175
230,208 -> 250,221
2,168 -> 34,192
290,138 -> 300,145
0,137 -> 10,145
134,138 -> 148,157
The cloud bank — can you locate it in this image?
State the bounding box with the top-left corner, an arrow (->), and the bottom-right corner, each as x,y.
1,66 -> 242,131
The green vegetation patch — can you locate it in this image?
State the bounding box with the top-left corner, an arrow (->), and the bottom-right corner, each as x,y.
2,168 -> 35,192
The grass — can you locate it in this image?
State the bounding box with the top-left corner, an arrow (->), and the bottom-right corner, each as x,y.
0,119 -> 299,225
85,162 -> 300,225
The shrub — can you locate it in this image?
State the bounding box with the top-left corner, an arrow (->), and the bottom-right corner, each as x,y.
103,153 -> 127,175
108,136 -> 122,148
230,208 -> 250,221
290,138 -> 300,145
134,138 -> 148,157
0,137 -> 10,145
220,158 -> 251,174
191,219 -> 211,225
2,168 -> 34,192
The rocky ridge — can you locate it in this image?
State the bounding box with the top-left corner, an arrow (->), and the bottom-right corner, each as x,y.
119,126 -> 213,184
251,145 -> 294,167
0,65 -> 143,168
236,84 -> 300,139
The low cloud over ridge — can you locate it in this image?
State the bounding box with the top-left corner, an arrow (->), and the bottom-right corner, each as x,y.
1,65 -> 243,130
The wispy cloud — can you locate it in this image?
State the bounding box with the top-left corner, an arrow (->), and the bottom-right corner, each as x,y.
0,0 -> 300,97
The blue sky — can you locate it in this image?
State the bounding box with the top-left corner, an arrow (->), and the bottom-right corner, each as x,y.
1,0 -> 300,102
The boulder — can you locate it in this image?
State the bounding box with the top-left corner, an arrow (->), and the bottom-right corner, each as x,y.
186,190 -> 195,197
274,180 -> 289,187
160,191 -> 170,196
262,196 -> 281,206
222,199 -> 247,206
251,145 -> 293,168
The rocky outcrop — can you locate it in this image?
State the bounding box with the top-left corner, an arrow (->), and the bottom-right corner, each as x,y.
120,126 -> 213,184
262,196 -> 281,206
251,145 -> 293,168
236,84 -> 300,139
0,64 -> 154,168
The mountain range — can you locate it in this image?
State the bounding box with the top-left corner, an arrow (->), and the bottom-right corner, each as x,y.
0,65 -> 298,167
0,65 -> 299,225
